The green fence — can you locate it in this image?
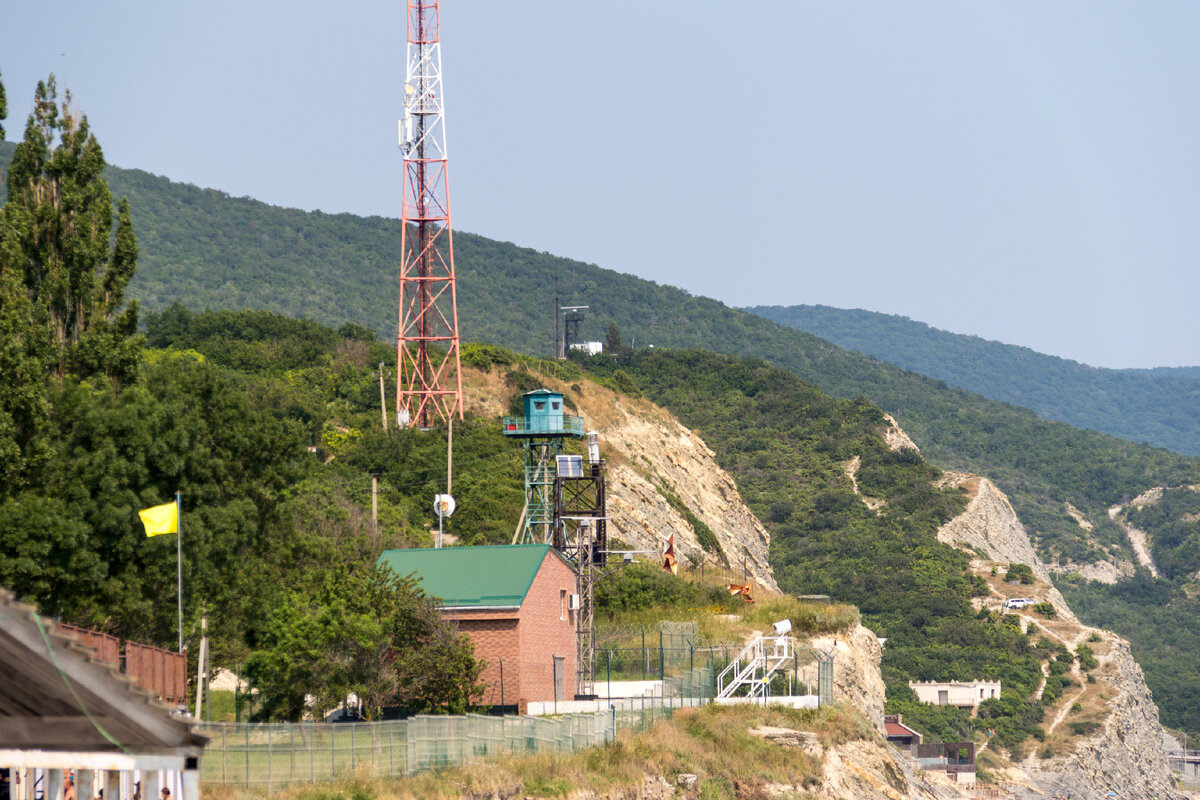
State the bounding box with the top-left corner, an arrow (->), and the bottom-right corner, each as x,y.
198,668 -> 713,789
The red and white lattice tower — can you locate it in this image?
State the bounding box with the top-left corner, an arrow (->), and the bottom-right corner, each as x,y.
395,0 -> 463,429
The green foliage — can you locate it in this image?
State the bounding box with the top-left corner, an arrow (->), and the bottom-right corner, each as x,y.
1124,487 -> 1200,581
751,304 -> 1200,459
1067,721 -> 1101,736
1058,572 -> 1200,733
580,349 -> 1046,749
2,76 -> 141,386
244,563 -> 484,720
1075,644 -> 1098,671
595,561 -> 727,615
1031,602 -> 1056,619
975,692 -> 1046,753
1005,563 -> 1035,584
461,342 -> 516,372
4,137 -> 1196,569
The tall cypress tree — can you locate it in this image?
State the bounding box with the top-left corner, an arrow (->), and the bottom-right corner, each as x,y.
2,75 -> 141,388
0,75 -> 142,491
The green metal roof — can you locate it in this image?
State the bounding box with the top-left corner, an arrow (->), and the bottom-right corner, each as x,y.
377,544 -> 569,609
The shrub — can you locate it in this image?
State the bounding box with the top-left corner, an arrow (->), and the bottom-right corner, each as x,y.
1075,644 -> 1098,671
1005,563 -> 1035,584
1032,602 -> 1056,618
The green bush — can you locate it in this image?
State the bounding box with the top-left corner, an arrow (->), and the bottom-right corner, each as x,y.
1006,563 -> 1035,584
1032,602 -> 1056,618
1075,644 -> 1098,671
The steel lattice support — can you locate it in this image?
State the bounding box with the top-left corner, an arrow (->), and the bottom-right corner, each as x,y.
396,0 -> 463,429
518,439 -> 565,544
554,462 -> 607,698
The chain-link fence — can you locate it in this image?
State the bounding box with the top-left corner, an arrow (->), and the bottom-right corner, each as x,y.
198,634 -> 827,789
198,665 -> 715,789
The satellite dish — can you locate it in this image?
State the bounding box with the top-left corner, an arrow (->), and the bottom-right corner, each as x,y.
434,494 -> 456,518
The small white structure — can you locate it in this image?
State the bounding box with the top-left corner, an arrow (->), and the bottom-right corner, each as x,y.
569,341 -> 604,356
909,680 -> 1000,711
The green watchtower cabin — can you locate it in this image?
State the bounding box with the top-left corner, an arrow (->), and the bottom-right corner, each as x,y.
503,389 -> 585,436
503,389 -> 585,543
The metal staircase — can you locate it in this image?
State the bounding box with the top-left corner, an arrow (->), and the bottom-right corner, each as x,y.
716,634 -> 796,702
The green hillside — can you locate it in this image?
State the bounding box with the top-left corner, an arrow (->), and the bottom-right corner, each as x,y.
4,139 -> 1197,571
2,107 -> 1200,738
748,304 -> 1200,457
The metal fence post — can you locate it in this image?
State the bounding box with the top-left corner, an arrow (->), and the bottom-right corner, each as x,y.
267,725 -> 273,795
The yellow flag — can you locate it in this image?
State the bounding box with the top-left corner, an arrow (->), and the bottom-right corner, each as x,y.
139,501 -> 178,537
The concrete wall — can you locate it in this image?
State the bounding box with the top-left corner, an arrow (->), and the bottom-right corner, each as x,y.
909,680 -> 1000,710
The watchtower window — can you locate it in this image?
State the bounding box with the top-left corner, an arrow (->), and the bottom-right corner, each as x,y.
552,402 -> 560,410
534,401 -> 546,410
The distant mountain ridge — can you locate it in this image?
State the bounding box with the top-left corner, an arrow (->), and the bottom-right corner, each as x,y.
747,304 -> 1200,457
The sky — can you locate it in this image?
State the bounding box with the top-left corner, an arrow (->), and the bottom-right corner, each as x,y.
3,2 -> 1199,369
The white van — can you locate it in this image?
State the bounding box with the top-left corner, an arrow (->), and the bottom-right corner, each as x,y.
1004,598 -> 1034,609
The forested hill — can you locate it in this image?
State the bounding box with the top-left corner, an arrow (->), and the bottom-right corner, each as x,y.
749,304 -> 1200,457
4,140 -> 1199,568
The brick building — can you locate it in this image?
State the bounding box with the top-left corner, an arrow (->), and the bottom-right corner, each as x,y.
378,544 -> 578,711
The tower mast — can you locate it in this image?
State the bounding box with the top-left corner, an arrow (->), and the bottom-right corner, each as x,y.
396,0 -> 463,428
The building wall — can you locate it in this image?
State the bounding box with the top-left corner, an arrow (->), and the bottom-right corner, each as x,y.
452,616 -> 521,707
909,681 -> 1001,710
441,551 -> 578,707
517,553 -> 578,702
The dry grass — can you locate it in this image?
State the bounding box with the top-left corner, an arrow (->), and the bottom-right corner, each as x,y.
202,704 -> 877,800
597,582 -> 859,650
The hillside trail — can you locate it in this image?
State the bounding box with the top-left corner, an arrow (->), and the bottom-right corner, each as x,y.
1107,503 -> 1161,578
1045,627 -> 1098,737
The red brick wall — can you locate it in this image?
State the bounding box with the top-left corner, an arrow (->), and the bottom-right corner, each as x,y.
441,549 -> 578,707
517,552 -> 578,701
453,616 -> 520,706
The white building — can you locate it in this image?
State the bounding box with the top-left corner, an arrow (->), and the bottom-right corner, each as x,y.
569,341 -> 604,356
909,680 -> 1000,711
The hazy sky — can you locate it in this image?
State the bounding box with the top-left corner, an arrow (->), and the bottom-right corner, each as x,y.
3,2 -> 1198,368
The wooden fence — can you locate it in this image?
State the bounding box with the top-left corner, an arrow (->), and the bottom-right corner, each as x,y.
59,624 -> 187,705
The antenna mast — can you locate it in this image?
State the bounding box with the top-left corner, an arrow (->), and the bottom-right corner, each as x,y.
396,0 -> 463,429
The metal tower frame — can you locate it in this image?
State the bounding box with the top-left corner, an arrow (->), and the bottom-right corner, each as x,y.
554,461 -> 608,698
396,0 -> 463,429
516,439 -> 567,544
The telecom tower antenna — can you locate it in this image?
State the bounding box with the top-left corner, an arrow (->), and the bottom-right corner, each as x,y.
396,0 -> 463,429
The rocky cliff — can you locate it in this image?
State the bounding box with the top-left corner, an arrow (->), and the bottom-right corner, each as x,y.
934,470 -> 1183,799
936,472 -> 1077,621
463,365 -> 778,591
1028,637 -> 1182,799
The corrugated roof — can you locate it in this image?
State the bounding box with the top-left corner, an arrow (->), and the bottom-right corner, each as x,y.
378,544 -> 571,608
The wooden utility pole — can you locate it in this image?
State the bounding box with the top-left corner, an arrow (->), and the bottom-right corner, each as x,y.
379,363 -> 388,431
371,474 -> 379,538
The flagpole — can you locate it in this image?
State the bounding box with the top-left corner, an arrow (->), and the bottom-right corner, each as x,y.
176,490 -> 183,653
